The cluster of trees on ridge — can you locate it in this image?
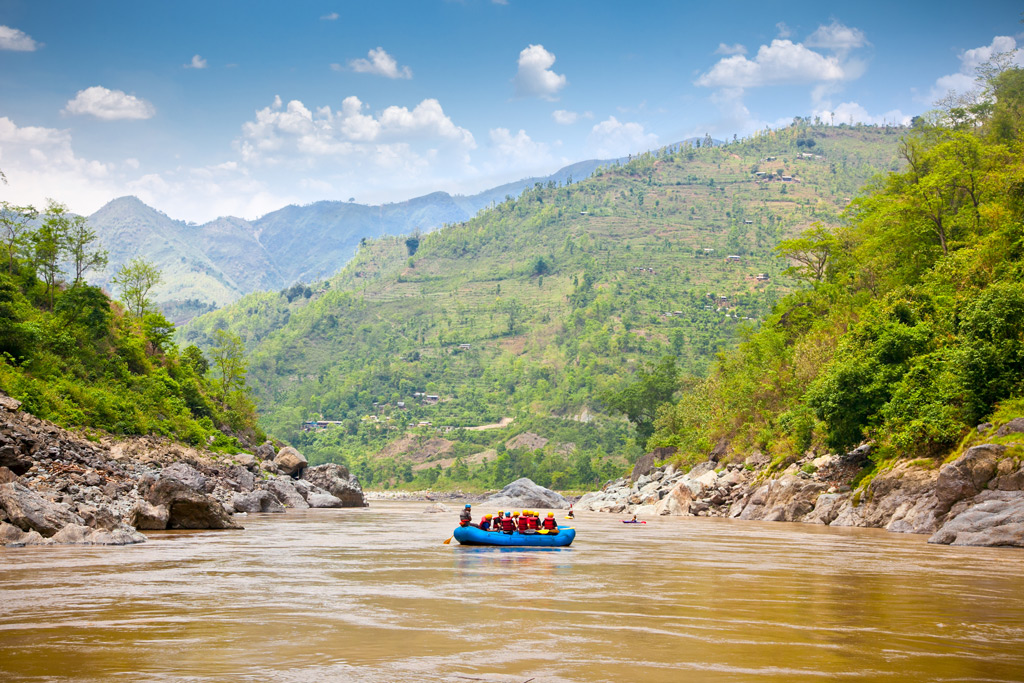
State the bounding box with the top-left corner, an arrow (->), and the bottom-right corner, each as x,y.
0,195 -> 261,450
650,64 -> 1024,481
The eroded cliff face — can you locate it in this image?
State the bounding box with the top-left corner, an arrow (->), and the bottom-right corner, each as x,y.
0,394 -> 366,548
578,431 -> 1024,548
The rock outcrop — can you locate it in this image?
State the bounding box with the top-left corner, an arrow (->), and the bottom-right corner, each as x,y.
274,447 -> 308,476
144,477 -> 242,530
483,477 -> 570,509
303,464 -> 367,507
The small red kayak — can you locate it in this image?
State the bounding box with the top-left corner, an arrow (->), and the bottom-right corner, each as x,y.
622,520 -> 647,524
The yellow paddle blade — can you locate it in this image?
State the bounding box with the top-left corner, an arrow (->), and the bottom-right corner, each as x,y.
443,535 -> 454,544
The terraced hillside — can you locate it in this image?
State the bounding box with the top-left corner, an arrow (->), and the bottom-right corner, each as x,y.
181,122 -> 905,489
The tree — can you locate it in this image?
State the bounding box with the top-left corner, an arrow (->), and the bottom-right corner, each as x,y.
602,356 -> 679,447
502,298 -> 523,335
34,200 -> 73,309
774,224 -> 836,282
66,214 -> 108,287
210,329 -> 248,395
112,258 -> 161,318
0,201 -> 37,274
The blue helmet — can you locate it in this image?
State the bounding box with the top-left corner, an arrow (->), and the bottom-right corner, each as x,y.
505,511 -> 511,517
465,504 -> 471,508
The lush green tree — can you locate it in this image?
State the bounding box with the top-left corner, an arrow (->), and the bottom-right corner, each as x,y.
112,257 -> 161,318
0,202 -> 37,274
210,329 -> 248,395
603,355 -> 678,447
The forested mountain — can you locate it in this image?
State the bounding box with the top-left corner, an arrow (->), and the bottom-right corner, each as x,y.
651,67 -> 1024,483
85,158 -> 616,323
181,122 -> 904,489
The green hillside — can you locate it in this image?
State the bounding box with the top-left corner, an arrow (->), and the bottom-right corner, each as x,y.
181,122 -> 904,489
651,67 -> 1024,479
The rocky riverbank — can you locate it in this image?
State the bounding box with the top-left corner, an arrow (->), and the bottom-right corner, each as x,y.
577,423 -> 1024,548
0,395 -> 366,548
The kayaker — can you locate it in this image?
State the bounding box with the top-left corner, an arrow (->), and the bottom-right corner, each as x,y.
542,512 -> 558,530
499,511 -> 515,533
479,514 -> 493,531
459,504 -> 473,527
567,505 -> 575,519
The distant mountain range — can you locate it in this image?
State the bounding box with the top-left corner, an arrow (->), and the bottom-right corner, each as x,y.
86,157 -> 615,322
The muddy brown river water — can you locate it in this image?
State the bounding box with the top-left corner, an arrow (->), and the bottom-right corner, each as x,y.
2,501 -> 1024,682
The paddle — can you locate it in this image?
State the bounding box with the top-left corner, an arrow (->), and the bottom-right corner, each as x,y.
443,534 -> 454,544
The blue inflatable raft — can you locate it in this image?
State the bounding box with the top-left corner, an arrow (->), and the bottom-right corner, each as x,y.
453,525 -> 576,547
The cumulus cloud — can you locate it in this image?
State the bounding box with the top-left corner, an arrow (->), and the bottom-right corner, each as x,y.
348,47 -> 412,79
715,43 -> 746,56
63,86 -> 155,120
805,21 -> 869,53
0,25 -> 37,51
185,54 -> 207,69
489,128 -> 551,165
812,101 -> 911,127
697,39 -> 848,89
552,109 -> 578,125
514,44 -> 567,99
586,116 -> 657,158
925,36 -> 1024,104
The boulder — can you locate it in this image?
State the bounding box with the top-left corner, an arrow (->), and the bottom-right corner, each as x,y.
654,480 -> 700,516
934,444 -> 1003,513
991,458 -> 1024,492
145,476 -> 241,530
482,477 -> 570,509
129,500 -> 170,530
233,453 -> 257,468
225,465 -> 256,493
303,464 -> 367,507
929,494 -> 1024,547
268,477 -> 309,509
260,460 -> 281,475
0,442 -> 33,476
630,447 -> 676,482
307,492 -> 344,508
0,520 -> 47,546
274,447 -> 308,476
0,465 -> 17,484
48,523 -> 93,544
805,493 -> 848,525
254,441 -> 276,460
161,462 -> 209,492
76,504 -> 121,531
830,461 -> 941,532
232,490 -> 285,514
0,482 -> 84,536
995,418 -> 1024,437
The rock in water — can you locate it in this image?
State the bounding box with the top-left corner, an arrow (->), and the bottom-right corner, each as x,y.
0,482 -> 85,536
267,477 -> 309,509
483,477 -> 570,509
274,447 -> 308,476
929,494 -> 1024,547
303,464 -> 367,507
129,500 -> 170,530
306,492 -> 343,508
232,490 -> 285,514
423,502 -> 451,514
145,477 -> 241,530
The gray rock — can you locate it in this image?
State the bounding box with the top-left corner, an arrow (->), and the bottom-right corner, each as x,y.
49,523 -> 93,544
268,477 -> 309,509
274,447 -> 308,476
260,460 -> 281,475
303,464 -> 367,507
929,495 -> 1024,547
226,465 -> 255,492
483,477 -> 570,509
0,482 -> 85,536
934,444 -> 1003,513
255,441 -> 276,460
307,492 -> 344,508
145,477 -> 241,530
0,520 -> 47,546
423,502 -> 452,513
232,490 -> 285,514
805,493 -> 848,525
0,443 -> 33,476
129,500 -> 170,530
233,453 -> 256,468
76,504 -> 121,531
977,422 -> 993,434
995,418 -> 1024,437
161,462 -> 208,492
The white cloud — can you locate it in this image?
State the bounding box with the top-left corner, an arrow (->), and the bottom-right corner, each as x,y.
697,39 -> 849,89
0,25 -> 37,51
715,43 -> 746,56
185,54 -> 207,69
775,22 -> 792,39
812,101 -> 911,127
320,12 -> 339,20
348,47 -> 412,79
552,109 -> 578,125
63,86 -> 155,120
514,44 -> 567,100
805,21 -> 868,53
586,116 -> 657,158
489,128 -> 551,166
925,36 -> 1024,104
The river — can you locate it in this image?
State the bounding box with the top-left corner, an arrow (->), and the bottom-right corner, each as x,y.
2,501 -> 1023,682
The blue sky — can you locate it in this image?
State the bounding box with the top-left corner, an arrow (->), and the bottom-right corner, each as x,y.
0,0 -> 1021,222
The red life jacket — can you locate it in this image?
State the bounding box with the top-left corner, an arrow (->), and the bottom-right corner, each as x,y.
528,516 -> 539,530
517,516 -> 529,532
479,519 -> 491,531
500,516 -> 515,532
542,516 -> 556,530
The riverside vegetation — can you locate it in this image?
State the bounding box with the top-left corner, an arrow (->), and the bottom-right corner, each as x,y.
182,122 -> 903,491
